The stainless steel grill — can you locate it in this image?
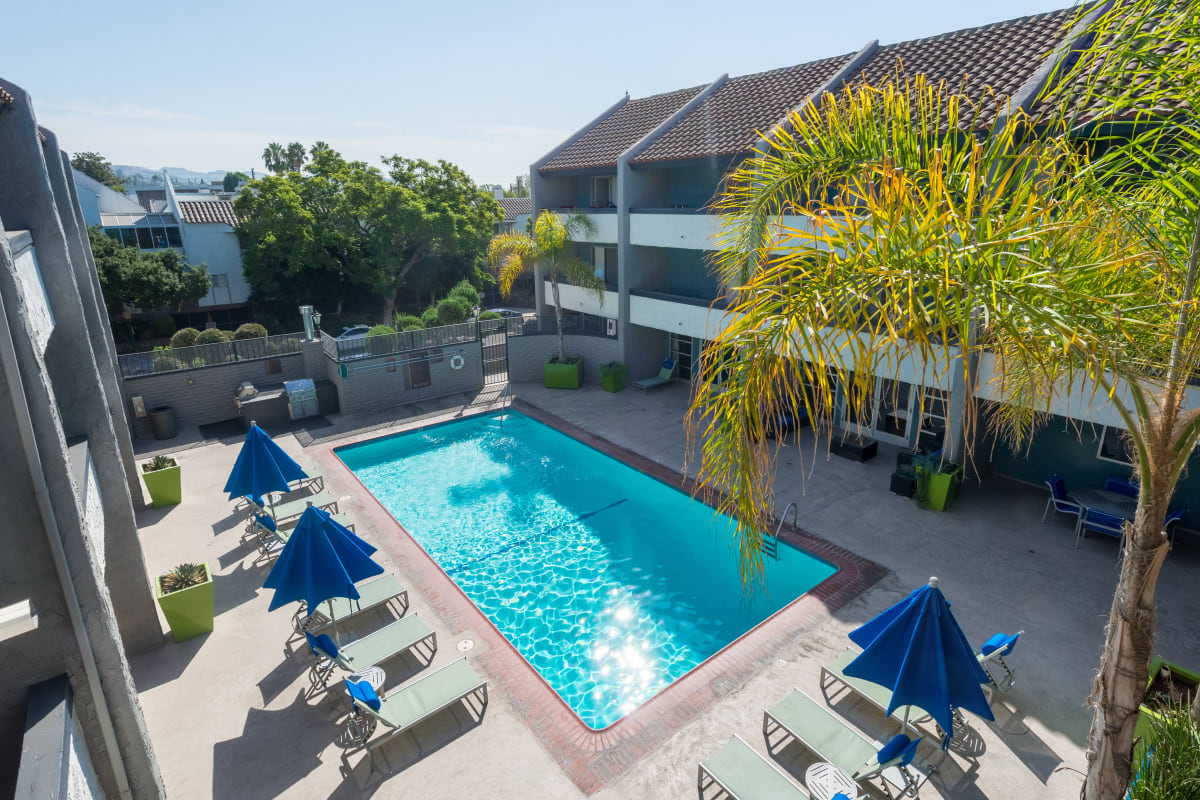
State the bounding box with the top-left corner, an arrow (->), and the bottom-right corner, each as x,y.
283,378 -> 318,421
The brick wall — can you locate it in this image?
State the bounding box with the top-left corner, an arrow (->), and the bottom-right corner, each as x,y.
121,354 -> 305,437
508,334 -> 621,384
331,342 -> 484,415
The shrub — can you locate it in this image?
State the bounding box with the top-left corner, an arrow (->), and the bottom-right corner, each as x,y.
421,307 -> 440,328
436,296 -> 472,326
147,315 -> 177,339
392,313 -> 425,331
366,324 -> 397,356
170,327 -> 200,349
193,328 -> 228,346
448,279 -> 481,309
152,353 -> 185,372
478,311 -> 502,321
233,322 -> 268,340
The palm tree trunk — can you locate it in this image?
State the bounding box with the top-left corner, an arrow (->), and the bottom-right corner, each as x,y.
1083,501 -> 1170,800
550,273 -> 565,363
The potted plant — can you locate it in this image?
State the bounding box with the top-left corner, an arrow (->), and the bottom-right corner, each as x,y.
1133,656 -> 1199,763
155,562 -> 213,642
890,464 -> 916,497
487,211 -> 606,390
140,454 -> 181,508
600,361 -> 627,393
913,454 -> 963,511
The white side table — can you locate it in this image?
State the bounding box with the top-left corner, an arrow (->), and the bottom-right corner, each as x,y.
804,762 -> 858,800
347,665 -> 386,691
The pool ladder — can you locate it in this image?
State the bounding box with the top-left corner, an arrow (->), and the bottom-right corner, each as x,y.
763,502 -> 798,560
498,383 -> 511,431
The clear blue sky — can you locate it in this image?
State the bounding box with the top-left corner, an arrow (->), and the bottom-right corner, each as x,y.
10,0 -> 1071,186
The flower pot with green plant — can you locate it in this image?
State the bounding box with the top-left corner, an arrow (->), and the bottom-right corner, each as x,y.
913,454 -> 963,511
140,454 -> 181,507
155,562 -> 213,642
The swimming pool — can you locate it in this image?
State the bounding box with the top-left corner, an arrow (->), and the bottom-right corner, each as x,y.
336,411 -> 837,729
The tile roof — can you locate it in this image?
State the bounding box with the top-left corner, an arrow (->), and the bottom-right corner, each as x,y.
847,7 -> 1078,129
177,199 -> 239,227
633,55 -> 855,164
497,196 -> 532,220
539,86 -> 706,172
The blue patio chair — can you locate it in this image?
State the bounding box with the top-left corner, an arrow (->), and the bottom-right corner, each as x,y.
1164,508 -> 1187,548
1075,508 -> 1126,549
1103,477 -> 1139,498
1042,476 -> 1082,524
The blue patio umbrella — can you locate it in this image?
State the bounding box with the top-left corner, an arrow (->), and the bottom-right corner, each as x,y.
844,577 -> 994,746
262,504 -> 384,615
223,421 -> 308,503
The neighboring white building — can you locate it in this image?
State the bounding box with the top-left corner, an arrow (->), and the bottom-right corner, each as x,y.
496,195 -> 532,234
73,168 -> 250,312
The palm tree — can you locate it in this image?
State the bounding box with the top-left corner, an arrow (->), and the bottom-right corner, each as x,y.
686,4 -> 1199,799
285,142 -> 307,172
488,210 -> 605,364
262,142 -> 285,174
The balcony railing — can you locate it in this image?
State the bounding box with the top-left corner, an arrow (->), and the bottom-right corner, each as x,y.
630,287 -> 730,309
119,332 -> 305,378
508,313 -> 617,340
323,321 -> 479,361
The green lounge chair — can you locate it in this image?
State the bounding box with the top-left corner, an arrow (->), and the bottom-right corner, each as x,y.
764,689 -> 924,799
299,574 -> 409,636
252,511 -> 354,562
634,357 -> 676,393
698,735 -> 811,800
343,657 -> 488,760
252,490 -> 337,521
821,648 -> 941,743
306,614 -> 436,692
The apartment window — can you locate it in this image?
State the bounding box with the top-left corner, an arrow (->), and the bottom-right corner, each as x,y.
135,227 -> 153,249
165,226 -> 182,247
103,228 -> 122,242
211,273 -> 229,289
919,386 -> 949,450
591,176 -> 615,208
151,227 -> 168,248
604,246 -> 618,288
669,333 -> 692,381
407,353 -> 432,390
1097,425 -> 1134,465
120,228 -> 139,248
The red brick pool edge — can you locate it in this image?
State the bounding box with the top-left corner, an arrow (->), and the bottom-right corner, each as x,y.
314,399 -> 888,795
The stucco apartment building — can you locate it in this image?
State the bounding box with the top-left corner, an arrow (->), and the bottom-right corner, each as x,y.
527,5 -> 1200,528
0,80 -> 164,798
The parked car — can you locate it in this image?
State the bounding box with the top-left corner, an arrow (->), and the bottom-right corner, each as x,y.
336,325 -> 371,339
334,324 -> 371,358
487,308 -> 524,319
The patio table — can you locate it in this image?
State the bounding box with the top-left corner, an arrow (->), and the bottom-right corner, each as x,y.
805,762 -> 858,800
1072,489 -> 1137,520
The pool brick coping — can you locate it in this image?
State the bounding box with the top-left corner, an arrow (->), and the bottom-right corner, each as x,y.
316,398 -> 889,795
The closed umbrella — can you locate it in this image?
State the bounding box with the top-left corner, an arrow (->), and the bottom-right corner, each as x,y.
845,577 -> 993,746
223,421 -> 308,504
262,504 -> 384,634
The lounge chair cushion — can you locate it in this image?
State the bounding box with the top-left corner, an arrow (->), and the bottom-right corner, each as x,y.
980,632 -> 1020,657
832,795 -> 851,800
346,678 -> 381,711
256,514 -> 277,532
877,733 -> 919,767
306,631 -> 339,659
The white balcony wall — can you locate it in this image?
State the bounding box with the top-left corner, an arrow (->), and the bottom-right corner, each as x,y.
546,281 -> 618,318
629,293 -> 733,341
571,212 -> 618,244
629,213 -> 821,251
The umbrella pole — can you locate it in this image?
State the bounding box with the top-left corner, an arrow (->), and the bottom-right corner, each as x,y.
329,599 -> 339,646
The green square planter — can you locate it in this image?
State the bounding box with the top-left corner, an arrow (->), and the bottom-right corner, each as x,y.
141,459 -> 181,508
544,356 -> 583,389
916,463 -> 963,511
156,563 -> 214,642
600,362 -> 626,393
1134,656 -> 1200,763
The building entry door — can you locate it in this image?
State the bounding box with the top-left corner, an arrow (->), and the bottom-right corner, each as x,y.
843,376 -> 915,446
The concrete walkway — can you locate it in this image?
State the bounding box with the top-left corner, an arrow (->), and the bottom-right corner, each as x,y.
128,381 -> 1200,799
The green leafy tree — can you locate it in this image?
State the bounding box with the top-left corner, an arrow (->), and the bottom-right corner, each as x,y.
88,228 -> 210,311
488,210 -> 604,363
71,152 -> 124,192
222,171 -> 249,192
686,4 -> 1200,798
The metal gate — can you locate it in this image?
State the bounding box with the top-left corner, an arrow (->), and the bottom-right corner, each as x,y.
479,319 -> 508,384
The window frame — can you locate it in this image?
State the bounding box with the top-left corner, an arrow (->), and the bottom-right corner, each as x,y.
1097,425 -> 1135,465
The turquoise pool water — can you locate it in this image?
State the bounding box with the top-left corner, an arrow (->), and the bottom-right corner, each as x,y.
335,412 -> 837,729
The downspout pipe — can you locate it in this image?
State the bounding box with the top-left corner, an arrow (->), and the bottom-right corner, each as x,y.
0,298 -> 133,799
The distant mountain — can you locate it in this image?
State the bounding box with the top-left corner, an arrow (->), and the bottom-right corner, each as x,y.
112,165 -> 258,186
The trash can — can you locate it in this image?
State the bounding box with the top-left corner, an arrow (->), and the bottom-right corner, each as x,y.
600,362 -> 627,393
149,406 -> 177,440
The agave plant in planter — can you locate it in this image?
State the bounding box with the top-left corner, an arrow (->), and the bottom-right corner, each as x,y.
155,562 -> 213,642
140,454 -> 181,508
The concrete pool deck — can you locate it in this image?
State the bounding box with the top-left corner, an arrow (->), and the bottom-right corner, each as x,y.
129,381 -> 1200,799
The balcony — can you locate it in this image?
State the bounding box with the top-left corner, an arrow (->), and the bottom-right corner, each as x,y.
629,210 -> 821,251
629,288 -> 734,340
547,207 -> 617,243
545,280 -> 618,318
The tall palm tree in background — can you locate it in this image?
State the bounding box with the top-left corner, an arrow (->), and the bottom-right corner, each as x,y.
285,142 -> 307,172
262,142 -> 285,174
686,3 -> 1199,798
488,210 -> 605,364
